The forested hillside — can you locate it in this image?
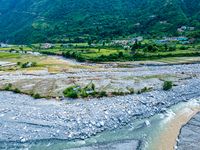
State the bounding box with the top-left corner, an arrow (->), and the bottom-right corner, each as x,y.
0,0 -> 200,44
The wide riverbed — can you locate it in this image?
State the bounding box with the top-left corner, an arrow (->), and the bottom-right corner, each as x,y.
0,92 -> 199,150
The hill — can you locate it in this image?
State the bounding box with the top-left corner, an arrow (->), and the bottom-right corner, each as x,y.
0,0 -> 200,44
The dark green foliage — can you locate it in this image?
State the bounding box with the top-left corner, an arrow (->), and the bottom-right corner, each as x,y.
8,83 -> 13,87
4,86 -> 10,90
91,83 -> 95,90
137,90 -> 141,94
81,90 -> 88,98
141,87 -> 148,92
163,81 -> 173,90
111,91 -> 125,95
21,62 -> 29,68
180,46 -> 186,50
100,91 -> 107,96
30,92 -> 34,96
4,83 -> 12,90
67,91 -> 78,98
17,62 -> 21,65
118,52 -> 123,57
1,0 -> 200,44
91,91 -> 97,96
13,88 -> 20,93
31,62 -> 38,67
34,93 -> 40,99
63,85 -> 79,96
129,88 -> 135,94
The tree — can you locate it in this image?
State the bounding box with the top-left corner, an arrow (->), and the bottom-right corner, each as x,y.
164,43 -> 168,51
88,39 -> 92,46
143,47 -> 148,54
19,47 -> 23,53
119,52 -> 123,57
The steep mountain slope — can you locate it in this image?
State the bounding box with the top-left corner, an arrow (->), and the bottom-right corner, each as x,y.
0,0 -> 199,44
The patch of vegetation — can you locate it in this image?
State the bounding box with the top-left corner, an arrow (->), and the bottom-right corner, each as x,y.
13,88 -> 20,93
100,91 -> 107,96
137,90 -> 142,94
163,81 -> 173,90
34,93 -> 40,99
4,83 -> 12,90
67,91 -> 78,98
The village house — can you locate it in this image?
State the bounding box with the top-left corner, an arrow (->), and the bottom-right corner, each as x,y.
0,43 -> 11,48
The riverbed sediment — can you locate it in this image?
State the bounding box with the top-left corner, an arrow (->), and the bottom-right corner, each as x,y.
0,71 -> 200,143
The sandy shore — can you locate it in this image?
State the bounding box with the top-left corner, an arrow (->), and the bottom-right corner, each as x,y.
155,104 -> 200,150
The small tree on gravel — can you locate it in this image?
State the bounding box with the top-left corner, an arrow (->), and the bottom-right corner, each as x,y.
13,88 -> 20,93
34,93 -> 40,99
163,81 -> 173,90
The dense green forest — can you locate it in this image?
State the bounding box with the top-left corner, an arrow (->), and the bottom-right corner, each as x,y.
0,0 -> 200,44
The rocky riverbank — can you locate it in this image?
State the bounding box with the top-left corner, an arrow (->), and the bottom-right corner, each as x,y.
0,71 -> 200,143
177,111 -> 200,150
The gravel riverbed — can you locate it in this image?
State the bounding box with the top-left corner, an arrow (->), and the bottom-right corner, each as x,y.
0,74 -> 200,143
0,64 -> 200,146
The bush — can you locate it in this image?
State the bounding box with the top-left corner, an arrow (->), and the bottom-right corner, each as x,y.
8,83 -> 13,87
63,85 -> 79,95
30,92 -> 34,96
92,83 -> 95,90
91,91 -> 97,96
13,88 -> 20,93
17,62 -> 21,65
129,88 -> 135,94
68,91 -> 78,98
100,91 -> 107,96
4,83 -> 13,90
141,87 -> 148,92
31,62 -> 38,67
4,86 -> 10,90
34,93 -> 40,99
163,81 -> 173,90
137,90 -> 141,94
180,46 -> 186,50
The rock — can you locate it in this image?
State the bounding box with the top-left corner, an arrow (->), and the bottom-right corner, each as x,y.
145,120 -> 150,126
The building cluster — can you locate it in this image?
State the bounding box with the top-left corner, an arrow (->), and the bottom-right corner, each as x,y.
39,43 -> 56,49
111,36 -> 143,46
0,43 -> 12,48
155,37 -> 196,44
177,26 -> 195,32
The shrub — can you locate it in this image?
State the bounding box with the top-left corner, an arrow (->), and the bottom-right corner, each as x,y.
31,62 -> 38,67
13,88 -> 20,93
30,92 -> 34,96
4,86 -> 10,90
81,90 -> 88,98
100,91 -> 107,96
180,46 -> 186,50
17,62 -> 21,65
92,83 -> 95,90
34,93 -> 40,99
4,83 -> 13,90
8,83 -> 13,87
141,87 -> 148,92
63,85 -> 79,96
91,91 -> 97,96
68,91 -> 78,98
163,81 -> 173,90
129,88 -> 135,94
137,90 -> 141,94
